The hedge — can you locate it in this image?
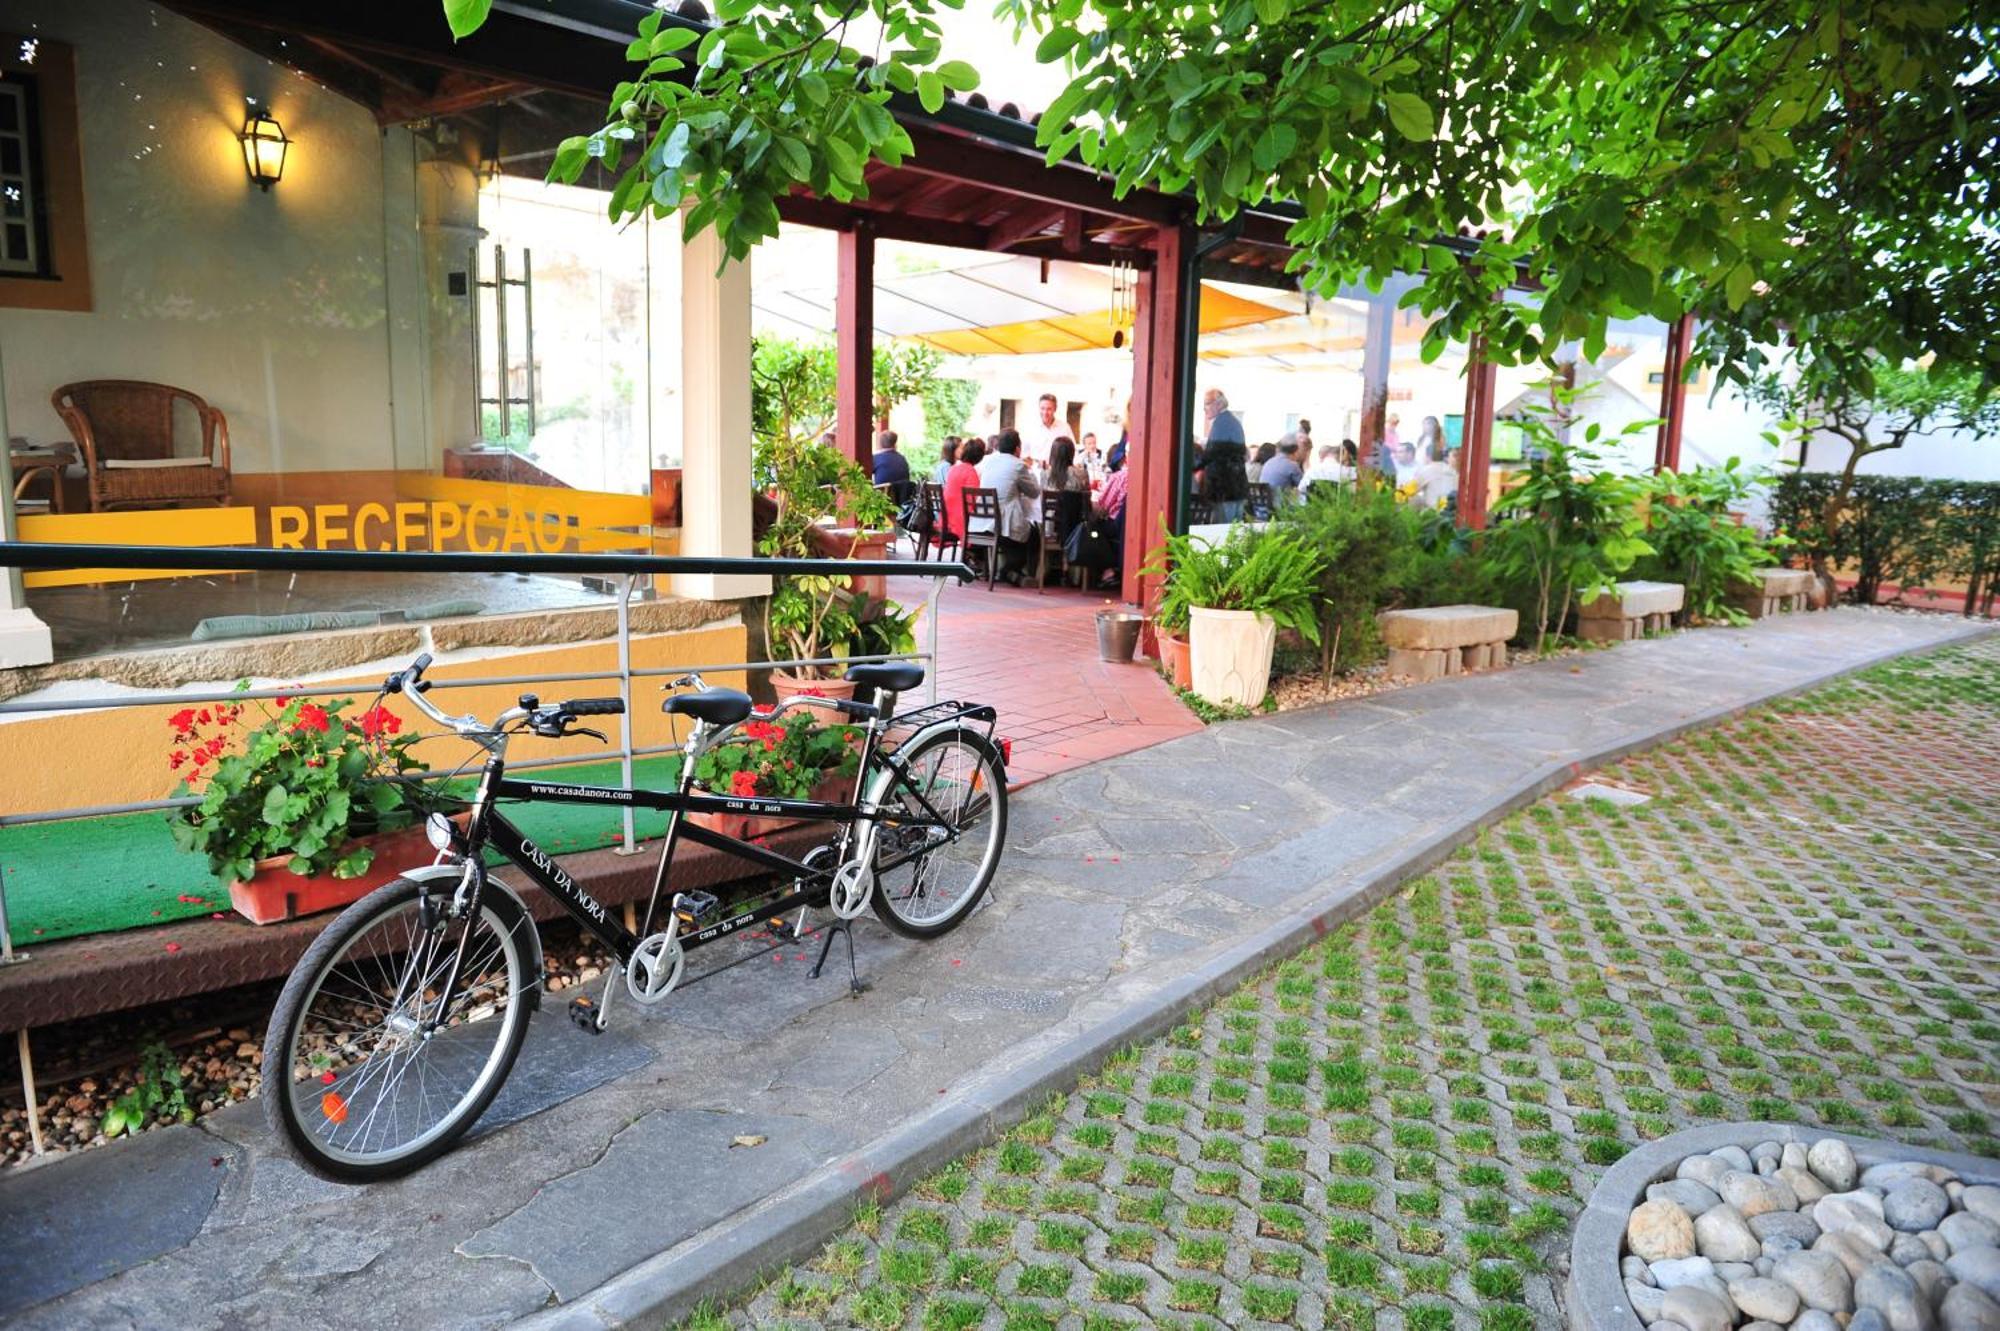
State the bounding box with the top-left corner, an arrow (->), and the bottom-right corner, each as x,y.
1768,472 -> 2000,615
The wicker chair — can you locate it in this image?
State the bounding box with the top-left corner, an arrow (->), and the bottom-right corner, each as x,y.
52,380 -> 233,512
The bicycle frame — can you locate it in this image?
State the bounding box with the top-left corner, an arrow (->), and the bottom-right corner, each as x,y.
453,702 -> 998,968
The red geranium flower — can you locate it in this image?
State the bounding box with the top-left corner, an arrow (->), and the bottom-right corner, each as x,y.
729,769 -> 760,797
293,703 -> 331,733
357,704 -> 402,739
168,708 -> 197,735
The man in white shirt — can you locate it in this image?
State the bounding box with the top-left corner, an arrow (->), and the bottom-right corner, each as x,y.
1017,393 -> 1064,468
1410,441 -> 1460,510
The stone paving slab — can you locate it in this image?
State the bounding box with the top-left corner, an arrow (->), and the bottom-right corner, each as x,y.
0,607 -> 1988,1330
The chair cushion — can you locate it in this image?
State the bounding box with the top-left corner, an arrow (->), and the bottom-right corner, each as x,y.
102,457 -> 213,469
845,662 -> 925,694
661,688 -> 753,728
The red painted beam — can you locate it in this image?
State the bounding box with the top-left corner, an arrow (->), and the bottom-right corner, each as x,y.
1457,341 -> 1498,529
1125,223 -> 1192,608
836,225 -> 875,468
986,203 -> 1067,252
899,121 -> 1183,226
1655,314 -> 1693,472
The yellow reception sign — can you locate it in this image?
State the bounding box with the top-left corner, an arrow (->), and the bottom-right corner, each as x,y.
16,476 -> 656,587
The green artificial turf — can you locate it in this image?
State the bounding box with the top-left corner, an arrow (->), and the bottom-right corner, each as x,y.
0,753 -> 687,944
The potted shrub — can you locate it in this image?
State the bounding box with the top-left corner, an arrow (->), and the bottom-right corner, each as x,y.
167,694 -> 441,925
686,708 -> 861,839
1147,527 -> 1325,708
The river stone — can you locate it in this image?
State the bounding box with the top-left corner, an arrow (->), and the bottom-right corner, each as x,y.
1810,1139 -> 1860,1192
1856,1260 -> 1938,1331
1905,1260 -> 1953,1307
1662,1285 -> 1734,1331
1697,1205 -> 1763,1263
1820,1195 -> 1898,1249
1752,1210 -> 1823,1247
1946,1246 -> 2000,1301
1740,1323 -> 1786,1331
1783,1143 -> 1810,1172
1764,1236 -> 1806,1259
1887,1180 -> 1953,1233
1895,1233 -> 1938,1266
1680,1154 -> 1733,1191
1864,1163 -> 1958,1191
1752,1140 -> 1782,1163
1942,1215 -> 2000,1256
1631,1199 -> 1700,1262
1782,1166 -> 1834,1204
1629,1279 -> 1668,1322
1723,1170 -> 1799,1218
1651,1256 -> 1719,1290
1853,1309 -> 1892,1331
1651,1322 -> 1693,1331
1951,1183 -> 1968,1204
1822,1231 -> 1891,1279
1755,1256 -> 1774,1277
1795,1311 -> 1843,1331
1715,1262 -> 1757,1283
1940,1283 -> 2000,1331
1928,1232 -> 1956,1263
1713,1146 -> 1755,1172
1626,1255 -> 1657,1284
1728,1275 -> 1803,1323
1756,1156 -> 1780,1176
1969,1191 -> 2000,1229
1651,1180 -> 1726,1215
1776,1250 -> 1856,1312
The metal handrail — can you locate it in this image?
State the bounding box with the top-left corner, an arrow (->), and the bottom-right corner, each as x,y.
0,542 -> 966,953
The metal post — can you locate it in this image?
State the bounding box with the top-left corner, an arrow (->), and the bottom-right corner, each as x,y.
520,248 -> 536,437
468,243 -> 484,440
0,865 -> 16,963
17,1029 -> 43,1156
925,575 -> 944,703
493,245 -> 511,439
616,573 -> 638,854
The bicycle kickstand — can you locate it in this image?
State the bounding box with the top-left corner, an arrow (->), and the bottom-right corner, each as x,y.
808,919 -> 867,996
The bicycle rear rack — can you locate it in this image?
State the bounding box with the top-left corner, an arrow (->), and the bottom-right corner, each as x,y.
881,700 -> 1000,751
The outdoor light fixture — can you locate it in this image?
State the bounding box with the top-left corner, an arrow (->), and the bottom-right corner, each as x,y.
238,108 -> 290,191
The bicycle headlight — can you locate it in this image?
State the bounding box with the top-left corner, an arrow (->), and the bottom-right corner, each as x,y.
425,812 -> 456,851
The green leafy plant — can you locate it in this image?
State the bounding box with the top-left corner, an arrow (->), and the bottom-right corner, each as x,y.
1769,473 -> 2000,613
1142,525 -> 1325,645
848,590 -> 920,660
690,707 -> 859,801
1484,387 -> 1654,652
99,1042 -> 193,1139
167,693 -> 426,884
1636,460 -> 1783,623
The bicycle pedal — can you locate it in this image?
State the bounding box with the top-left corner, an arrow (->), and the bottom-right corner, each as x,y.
674,891 -> 720,924
567,995 -> 603,1034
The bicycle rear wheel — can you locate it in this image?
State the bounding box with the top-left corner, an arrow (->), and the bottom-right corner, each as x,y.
262,872 -> 535,1181
870,727 -> 1007,939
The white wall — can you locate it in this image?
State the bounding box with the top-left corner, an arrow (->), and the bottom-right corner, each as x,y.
0,0 -> 420,475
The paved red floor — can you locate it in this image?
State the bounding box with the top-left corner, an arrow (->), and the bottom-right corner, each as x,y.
888,573 -> 1203,787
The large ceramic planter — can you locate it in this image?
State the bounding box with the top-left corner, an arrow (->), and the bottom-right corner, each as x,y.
1188,607 -> 1277,708
770,672 -> 859,704
227,822 -> 446,925
1160,631 -> 1193,690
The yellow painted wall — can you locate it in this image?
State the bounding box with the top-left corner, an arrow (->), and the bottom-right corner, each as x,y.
0,621 -> 747,816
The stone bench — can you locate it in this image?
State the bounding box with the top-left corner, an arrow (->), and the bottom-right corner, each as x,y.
1379,604 -> 1518,682
1578,580 -> 1685,641
1729,566 -> 1815,618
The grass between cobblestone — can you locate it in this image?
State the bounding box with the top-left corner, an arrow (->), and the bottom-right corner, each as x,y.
679,637 -> 2000,1330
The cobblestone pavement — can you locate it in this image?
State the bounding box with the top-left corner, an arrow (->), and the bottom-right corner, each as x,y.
705,637 -> 2000,1331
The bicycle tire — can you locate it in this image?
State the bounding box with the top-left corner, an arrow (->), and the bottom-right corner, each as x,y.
262,871 -> 535,1182
869,726 -> 1007,939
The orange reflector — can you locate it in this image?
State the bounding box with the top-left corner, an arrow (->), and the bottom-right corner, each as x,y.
321,1091 -> 349,1124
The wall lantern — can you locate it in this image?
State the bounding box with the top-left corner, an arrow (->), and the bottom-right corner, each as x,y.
238,108 -> 290,191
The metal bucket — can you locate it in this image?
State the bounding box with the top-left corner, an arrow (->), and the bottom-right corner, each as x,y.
1095,611 -> 1146,664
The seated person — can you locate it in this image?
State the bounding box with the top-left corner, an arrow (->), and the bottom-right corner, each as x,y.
1409,440 -> 1459,510
1261,439 -> 1304,500
872,429 -> 913,504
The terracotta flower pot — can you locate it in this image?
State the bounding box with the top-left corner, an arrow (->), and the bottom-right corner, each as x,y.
1160,632 -> 1193,690
770,672 -> 859,703
687,772 -> 852,841
227,821 -> 449,926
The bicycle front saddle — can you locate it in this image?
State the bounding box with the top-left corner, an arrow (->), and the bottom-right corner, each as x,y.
661,688 -> 753,727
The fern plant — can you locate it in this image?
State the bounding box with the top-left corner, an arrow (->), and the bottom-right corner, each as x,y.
1144,525 -> 1326,644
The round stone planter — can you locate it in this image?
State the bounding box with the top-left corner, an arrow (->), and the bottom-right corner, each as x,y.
1567,1121 -> 2000,1331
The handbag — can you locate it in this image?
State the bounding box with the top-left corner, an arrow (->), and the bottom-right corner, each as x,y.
897,494 -> 932,535
1064,518 -> 1114,568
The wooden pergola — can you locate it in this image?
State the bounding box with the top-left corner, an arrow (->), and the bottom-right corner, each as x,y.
170,0 -> 1698,607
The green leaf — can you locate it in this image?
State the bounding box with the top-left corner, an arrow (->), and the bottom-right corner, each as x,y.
1725,262 -> 1755,311
1036,28 -> 1080,62
936,60 -> 979,92
261,785 -> 289,823
918,69 -> 946,114
1255,0 -> 1290,22
1383,91 -> 1435,142
442,0 -> 492,41
771,136 -> 811,182
652,26 -> 699,55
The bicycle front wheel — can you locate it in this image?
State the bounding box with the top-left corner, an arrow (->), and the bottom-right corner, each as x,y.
870,727 -> 1007,938
262,872 -> 535,1181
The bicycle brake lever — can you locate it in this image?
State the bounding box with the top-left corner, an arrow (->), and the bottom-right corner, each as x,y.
569,725 -> 609,744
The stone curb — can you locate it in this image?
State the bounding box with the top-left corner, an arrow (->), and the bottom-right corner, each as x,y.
514,620 -> 1998,1330
1566,1121 -> 2000,1331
